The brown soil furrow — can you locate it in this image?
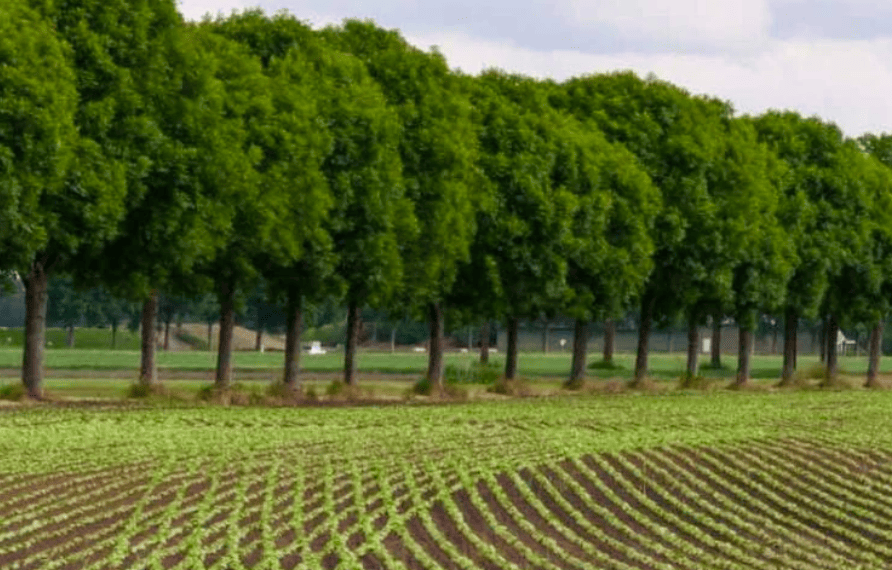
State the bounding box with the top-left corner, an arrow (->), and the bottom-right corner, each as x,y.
449,487 -> 536,568
427,500 -> 503,570
382,530 -> 428,570
637,447 -> 841,570
405,514 -> 464,570
474,480 -> 585,570
663,446 -> 883,565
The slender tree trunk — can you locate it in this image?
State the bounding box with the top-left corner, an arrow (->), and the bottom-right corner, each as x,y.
823,314 -> 839,384
818,319 -> 827,363
163,320 -> 170,351
139,292 -> 158,386
255,325 -> 263,352
480,322 -> 490,364
734,328 -> 754,387
780,309 -> 798,386
22,260 -> 49,399
427,303 -> 445,387
866,320 -> 884,388
344,301 -> 361,386
569,319 -> 588,386
505,316 -> 519,380
111,322 -> 118,350
66,325 -> 75,348
771,324 -> 778,354
206,322 -> 213,351
686,318 -> 699,377
390,326 -> 396,353
215,282 -> 235,389
603,319 -> 615,364
542,320 -> 549,353
283,292 -> 303,390
632,295 -> 654,386
711,313 -> 722,368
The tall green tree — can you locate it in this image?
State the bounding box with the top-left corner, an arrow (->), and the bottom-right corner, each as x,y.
559,123 -> 659,386
456,71 -> 578,380
752,112 -> 878,384
325,21 -> 478,388
77,16 -> 259,386
214,11 -> 410,388
184,26 -> 284,390
858,133 -> 892,387
552,72 -> 727,385
18,0 -> 186,396
209,10 -> 337,391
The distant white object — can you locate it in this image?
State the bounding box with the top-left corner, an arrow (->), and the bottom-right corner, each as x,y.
490,348 -> 498,353
309,341 -> 327,355
702,338 -> 711,354
460,348 -> 468,353
560,339 -> 567,347
413,347 -> 427,353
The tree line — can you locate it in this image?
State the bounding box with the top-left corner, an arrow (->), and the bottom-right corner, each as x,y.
4,0 -> 892,398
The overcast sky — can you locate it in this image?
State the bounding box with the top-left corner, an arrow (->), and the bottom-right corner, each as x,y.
178,0 -> 892,138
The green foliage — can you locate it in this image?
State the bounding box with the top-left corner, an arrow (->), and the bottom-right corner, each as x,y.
0,1 -> 77,269
326,21 -> 478,310
553,73 -> 730,324
454,72 -> 579,322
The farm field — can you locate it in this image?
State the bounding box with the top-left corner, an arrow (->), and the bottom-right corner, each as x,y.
3,391 -> 892,569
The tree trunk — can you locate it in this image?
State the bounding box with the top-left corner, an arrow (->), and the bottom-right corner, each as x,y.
390,326 -> 396,353
215,282 -> 235,389
22,260 -> 49,399
823,314 -> 839,384
344,301 -> 361,386
427,303 -> 445,387
542,321 -> 549,353
66,325 -> 75,348
734,327 -> 754,387
711,313 -> 722,368
505,316 -> 519,380
569,319 -> 588,386
480,322 -> 490,364
163,319 -> 170,351
139,292 -> 158,386
283,292 -> 303,390
866,320 -> 884,388
771,324 -> 778,354
818,319 -> 827,363
111,322 -> 118,350
603,319 -> 615,364
206,322 -> 213,351
779,309 -> 798,386
686,318 -> 699,377
632,295 -> 654,386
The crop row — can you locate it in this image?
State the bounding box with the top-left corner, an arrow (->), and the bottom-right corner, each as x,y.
4,438 -> 892,569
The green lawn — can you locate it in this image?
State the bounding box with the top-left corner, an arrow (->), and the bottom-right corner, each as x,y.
0,346 -> 881,377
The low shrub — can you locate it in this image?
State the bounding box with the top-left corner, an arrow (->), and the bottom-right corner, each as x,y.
678,373 -> 713,390
488,377 -> 532,396
0,383 -> 26,401
444,362 -> 501,385
587,359 -> 623,371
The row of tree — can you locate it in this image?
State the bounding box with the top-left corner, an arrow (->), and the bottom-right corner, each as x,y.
4,0 -> 892,397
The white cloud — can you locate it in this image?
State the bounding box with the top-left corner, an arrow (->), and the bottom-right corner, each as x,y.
406,29 -> 892,137
564,0 -> 773,48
